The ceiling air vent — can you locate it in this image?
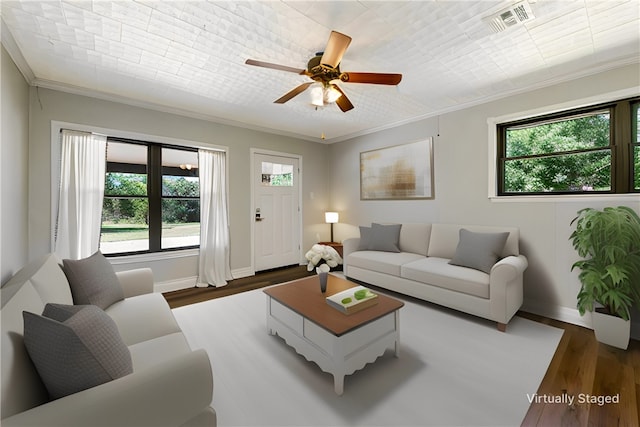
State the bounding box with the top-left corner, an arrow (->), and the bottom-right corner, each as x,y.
485,1 -> 535,33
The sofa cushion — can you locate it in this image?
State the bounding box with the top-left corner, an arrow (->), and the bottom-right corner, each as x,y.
369,223 -> 402,252
401,257 -> 490,298
105,292 -> 182,346
449,229 -> 509,274
428,224 -> 519,259
347,251 -> 425,276
62,251 -> 124,310
22,304 -> 133,400
399,223 -> 432,256
357,223 -> 403,252
128,332 -> 192,371
357,226 -> 373,250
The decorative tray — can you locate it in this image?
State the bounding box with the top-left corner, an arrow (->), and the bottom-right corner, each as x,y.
326,286 -> 378,315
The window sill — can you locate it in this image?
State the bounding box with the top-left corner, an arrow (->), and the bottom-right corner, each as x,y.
107,248 -> 199,265
489,194 -> 639,203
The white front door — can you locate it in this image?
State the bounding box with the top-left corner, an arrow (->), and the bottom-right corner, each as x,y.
253,152 -> 300,272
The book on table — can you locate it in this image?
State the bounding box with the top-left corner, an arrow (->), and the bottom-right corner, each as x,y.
326,285 -> 378,314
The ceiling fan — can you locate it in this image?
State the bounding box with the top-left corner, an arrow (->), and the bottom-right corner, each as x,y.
245,31 -> 402,112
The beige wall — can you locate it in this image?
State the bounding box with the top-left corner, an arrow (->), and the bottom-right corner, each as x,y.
27,88 -> 332,284
1,45 -> 30,284
329,63 -> 640,330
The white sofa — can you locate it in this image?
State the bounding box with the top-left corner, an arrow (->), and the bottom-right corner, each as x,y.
343,223 -> 528,331
1,253 -> 216,427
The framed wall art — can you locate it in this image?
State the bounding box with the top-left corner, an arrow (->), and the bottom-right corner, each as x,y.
360,137 -> 434,200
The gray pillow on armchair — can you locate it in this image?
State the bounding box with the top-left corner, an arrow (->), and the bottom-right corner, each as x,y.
22,303 -> 133,400
62,251 -> 124,310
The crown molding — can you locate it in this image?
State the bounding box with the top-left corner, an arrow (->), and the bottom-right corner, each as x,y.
329,57 -> 640,144
32,76 -> 325,143
4,17 -> 637,147
1,19 -> 35,84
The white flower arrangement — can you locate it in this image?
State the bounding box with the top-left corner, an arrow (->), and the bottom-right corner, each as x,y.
305,244 -> 343,273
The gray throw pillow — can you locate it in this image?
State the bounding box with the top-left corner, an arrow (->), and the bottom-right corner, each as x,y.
369,223 -> 402,252
22,303 -> 133,400
448,229 -> 509,274
357,225 -> 373,250
62,251 -> 124,309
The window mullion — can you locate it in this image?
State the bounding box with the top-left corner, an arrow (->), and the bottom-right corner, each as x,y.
613,101 -> 631,193
148,145 -> 162,251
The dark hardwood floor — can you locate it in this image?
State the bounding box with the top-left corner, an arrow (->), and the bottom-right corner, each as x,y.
163,267 -> 640,426
519,312 -> 640,427
163,265 -> 314,309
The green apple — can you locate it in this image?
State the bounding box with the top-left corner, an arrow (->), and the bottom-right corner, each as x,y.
354,289 -> 368,300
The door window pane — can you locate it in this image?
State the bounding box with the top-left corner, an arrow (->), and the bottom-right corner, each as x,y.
261,162 -> 293,186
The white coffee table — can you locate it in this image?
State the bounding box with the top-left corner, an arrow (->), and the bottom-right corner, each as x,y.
263,275 -> 404,395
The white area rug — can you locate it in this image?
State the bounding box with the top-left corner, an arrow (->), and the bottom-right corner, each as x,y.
173,286 -> 563,427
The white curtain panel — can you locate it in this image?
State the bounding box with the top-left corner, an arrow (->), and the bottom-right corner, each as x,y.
54,130 -> 107,260
197,149 -> 232,287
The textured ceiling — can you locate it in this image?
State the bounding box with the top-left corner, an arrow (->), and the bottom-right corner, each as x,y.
2,0 -> 639,143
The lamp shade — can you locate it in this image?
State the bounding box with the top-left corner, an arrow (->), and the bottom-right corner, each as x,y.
325,212 -> 339,223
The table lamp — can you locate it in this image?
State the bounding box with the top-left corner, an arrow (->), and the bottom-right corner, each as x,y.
325,212 -> 339,243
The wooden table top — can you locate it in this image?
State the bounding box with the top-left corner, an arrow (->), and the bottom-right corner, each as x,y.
263,275 -> 404,336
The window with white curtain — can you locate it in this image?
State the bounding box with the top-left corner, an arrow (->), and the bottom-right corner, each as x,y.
100,137 -> 200,255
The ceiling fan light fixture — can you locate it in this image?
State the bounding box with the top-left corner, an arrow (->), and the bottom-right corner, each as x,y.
246,30 -> 401,112
310,84 -> 324,106
324,86 -> 342,104
310,83 -> 342,106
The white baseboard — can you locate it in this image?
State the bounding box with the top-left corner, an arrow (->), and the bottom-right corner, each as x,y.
155,276 -> 198,293
522,299 -> 640,340
232,267 -> 254,280
155,267 -> 256,293
522,299 -> 591,329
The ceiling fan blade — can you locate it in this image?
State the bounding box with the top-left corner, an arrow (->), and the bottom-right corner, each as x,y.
274,82 -> 314,104
320,31 -> 352,68
341,72 -> 402,85
332,85 -> 354,112
245,59 -> 306,75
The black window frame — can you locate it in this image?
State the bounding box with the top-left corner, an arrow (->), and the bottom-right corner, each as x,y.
102,137 -> 200,256
496,96 -> 639,196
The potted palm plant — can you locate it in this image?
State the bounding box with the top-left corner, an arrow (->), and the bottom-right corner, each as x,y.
569,206 -> 640,349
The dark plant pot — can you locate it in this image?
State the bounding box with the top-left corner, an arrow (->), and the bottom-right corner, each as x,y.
592,308 -> 630,350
